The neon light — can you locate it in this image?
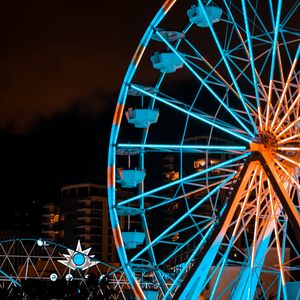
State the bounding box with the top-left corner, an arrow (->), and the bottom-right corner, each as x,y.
154,30 -> 255,138
210,165 -> 258,299
73,253 -> 85,266
278,147 -> 300,151
232,210 -> 277,300
276,153 -> 300,167
241,0 -> 263,130
129,172 -> 236,263
184,38 -> 241,99
147,180 -> 224,211
265,0 -> 283,130
196,1 -> 257,136
270,44 -> 300,130
163,222 -> 216,298
0,269 -> 22,287
117,143 -> 246,151
248,168 -> 263,299
130,84 -> 252,143
278,134 -> 300,144
274,93 -> 300,133
268,180 -> 288,299
179,162 -> 258,299
274,159 -> 300,190
222,0 -> 268,100
276,116 -> 300,138
117,152 -> 250,206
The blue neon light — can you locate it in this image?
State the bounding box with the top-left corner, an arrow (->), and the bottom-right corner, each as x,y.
130,84 -> 252,144
118,143 -> 246,151
73,252 -> 85,266
154,30 -> 256,138
117,152 -> 250,206
0,269 -> 22,287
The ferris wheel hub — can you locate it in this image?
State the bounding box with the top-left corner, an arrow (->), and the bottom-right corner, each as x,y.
249,141 -> 277,155
256,131 -> 278,150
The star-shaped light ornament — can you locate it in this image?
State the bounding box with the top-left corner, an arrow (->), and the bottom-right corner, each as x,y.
58,240 -> 99,271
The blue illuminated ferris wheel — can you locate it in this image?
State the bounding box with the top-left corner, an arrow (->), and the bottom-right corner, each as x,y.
108,1 -> 300,299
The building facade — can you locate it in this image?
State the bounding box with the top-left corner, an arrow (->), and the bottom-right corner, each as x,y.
42,183 -> 117,263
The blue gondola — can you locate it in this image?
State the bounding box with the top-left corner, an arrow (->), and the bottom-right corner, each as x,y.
187,5 -> 222,27
117,168 -> 145,188
126,108 -> 159,128
122,231 -> 145,249
151,52 -> 183,73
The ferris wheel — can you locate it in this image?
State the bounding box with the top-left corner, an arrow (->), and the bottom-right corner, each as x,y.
107,0 -> 300,299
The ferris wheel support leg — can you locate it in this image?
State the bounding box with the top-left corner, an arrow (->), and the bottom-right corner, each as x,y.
174,160 -> 258,300
230,208 -> 279,300
258,151 -> 300,246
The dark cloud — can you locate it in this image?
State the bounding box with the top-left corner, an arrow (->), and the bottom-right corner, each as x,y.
0,0 -> 164,132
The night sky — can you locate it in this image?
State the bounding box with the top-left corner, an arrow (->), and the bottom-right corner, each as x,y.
0,1 -> 164,231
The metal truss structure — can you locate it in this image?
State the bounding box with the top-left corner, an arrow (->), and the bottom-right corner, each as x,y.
0,238 -> 133,299
108,0 -> 300,299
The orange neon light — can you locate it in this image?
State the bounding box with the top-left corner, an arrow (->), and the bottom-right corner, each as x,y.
274,93 -> 300,133
267,179 -> 287,286
274,159 -> 300,190
270,56 -> 299,130
276,153 -> 300,168
278,134 -> 300,144
278,147 -> 300,151
276,116 -> 300,138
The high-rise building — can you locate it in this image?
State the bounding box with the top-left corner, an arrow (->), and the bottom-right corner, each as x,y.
42,183 -> 118,263
41,202 -> 60,241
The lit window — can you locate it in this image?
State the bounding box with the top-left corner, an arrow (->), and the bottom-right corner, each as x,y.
210,159 -> 219,165
194,159 -> 206,169
171,233 -> 180,241
164,171 -> 179,181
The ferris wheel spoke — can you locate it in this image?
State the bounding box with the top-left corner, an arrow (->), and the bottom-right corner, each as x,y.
130,84 -> 252,143
143,180 -> 225,211
195,1 -> 257,136
259,152 -> 300,239
222,0 -> 269,100
273,83 -> 300,134
276,153 -> 300,168
274,159 -> 300,190
153,30 -> 255,138
235,1 -> 273,41
276,116 -> 300,139
162,222 -> 216,299
183,56 -> 228,87
117,152 -> 249,206
117,143 -> 246,154
174,160 -> 258,299
241,0 -> 263,129
265,0 -> 283,130
183,38 -> 243,97
283,2 -> 300,27
128,172 -> 235,264
209,164 -> 259,299
270,44 -> 300,130
231,210 -> 278,300
159,87 -> 255,128
278,146 -> 300,152
267,179 -> 288,299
